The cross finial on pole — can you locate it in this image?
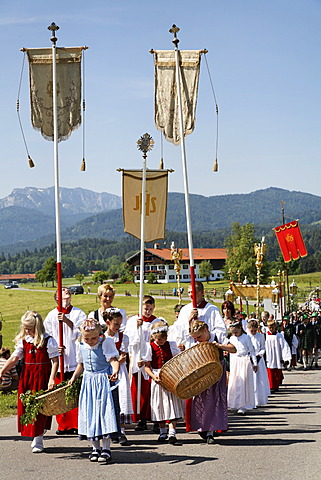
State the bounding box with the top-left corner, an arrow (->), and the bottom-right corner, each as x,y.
169,24 -> 180,48
48,22 -> 59,45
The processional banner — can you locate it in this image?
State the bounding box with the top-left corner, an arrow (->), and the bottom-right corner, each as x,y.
26,47 -> 83,141
153,50 -> 201,145
273,221 -> 307,262
122,170 -> 168,242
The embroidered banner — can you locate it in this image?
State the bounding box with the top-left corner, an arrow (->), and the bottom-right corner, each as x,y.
26,47 -> 83,141
273,221 -> 308,262
153,50 -> 201,145
122,170 -> 168,242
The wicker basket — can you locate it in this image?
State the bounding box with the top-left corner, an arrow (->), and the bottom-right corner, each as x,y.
37,384 -> 78,416
159,342 -> 223,400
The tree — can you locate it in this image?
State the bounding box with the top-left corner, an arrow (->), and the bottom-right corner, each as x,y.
147,273 -> 157,284
224,223 -> 270,284
92,271 -> 110,284
198,260 -> 213,283
74,273 -> 85,285
42,257 -> 57,287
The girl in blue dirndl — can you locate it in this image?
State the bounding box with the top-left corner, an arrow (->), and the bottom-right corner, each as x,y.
69,319 -> 120,463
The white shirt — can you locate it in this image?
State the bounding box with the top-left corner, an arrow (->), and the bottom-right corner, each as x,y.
265,332 -> 292,369
44,306 -> 86,372
230,333 -> 258,366
173,301 -> 227,345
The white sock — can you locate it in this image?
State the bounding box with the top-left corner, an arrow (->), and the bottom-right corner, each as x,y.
101,438 -> 110,450
32,435 -> 43,448
160,427 -> 167,435
121,427 -> 125,435
168,428 -> 176,437
91,440 -> 100,451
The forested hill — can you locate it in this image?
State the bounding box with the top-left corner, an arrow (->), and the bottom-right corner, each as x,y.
1,186 -> 321,251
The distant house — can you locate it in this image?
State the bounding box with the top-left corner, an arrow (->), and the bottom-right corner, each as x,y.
0,273 -> 36,284
126,245 -> 227,283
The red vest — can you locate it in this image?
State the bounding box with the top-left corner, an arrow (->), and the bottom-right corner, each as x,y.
150,341 -> 173,369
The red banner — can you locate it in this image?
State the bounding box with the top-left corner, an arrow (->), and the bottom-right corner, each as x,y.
273,221 -> 307,263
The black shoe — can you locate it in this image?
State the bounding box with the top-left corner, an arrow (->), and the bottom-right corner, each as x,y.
56,428 -> 77,435
111,436 -> 119,444
89,449 -> 100,462
135,421 -> 147,431
152,422 -> 160,434
157,433 -> 168,442
98,450 -> 111,463
168,435 -> 177,444
198,431 -> 208,441
207,435 -> 215,444
119,434 -> 128,446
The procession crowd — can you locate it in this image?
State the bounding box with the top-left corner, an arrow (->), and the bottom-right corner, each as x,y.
0,281 -> 320,463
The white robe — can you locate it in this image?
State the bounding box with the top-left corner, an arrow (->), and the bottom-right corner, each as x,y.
124,315 -> 159,379
228,334 -> 257,410
172,301 -> 227,346
265,332 -> 292,369
44,306 -> 86,372
105,332 -> 133,417
247,331 -> 270,406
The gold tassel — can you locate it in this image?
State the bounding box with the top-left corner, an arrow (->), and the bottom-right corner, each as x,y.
81,158 -> 86,171
213,158 -> 218,172
28,155 -> 35,168
159,157 -> 164,170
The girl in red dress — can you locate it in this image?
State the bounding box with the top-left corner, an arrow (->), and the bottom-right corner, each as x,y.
0,311 -> 58,453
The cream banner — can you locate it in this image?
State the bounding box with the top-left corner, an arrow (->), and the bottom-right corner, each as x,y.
26,47 -> 83,141
153,50 -> 201,145
122,170 -> 168,242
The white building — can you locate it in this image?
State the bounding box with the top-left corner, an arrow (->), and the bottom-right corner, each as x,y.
126,245 -> 227,283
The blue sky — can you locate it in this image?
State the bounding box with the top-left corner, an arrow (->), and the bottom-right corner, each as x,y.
1,0 -> 320,201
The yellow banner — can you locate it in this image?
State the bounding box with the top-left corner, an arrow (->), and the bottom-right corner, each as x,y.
122,170 -> 168,242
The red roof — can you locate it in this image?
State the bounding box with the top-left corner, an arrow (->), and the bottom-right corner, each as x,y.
0,273 -> 36,280
146,248 -> 227,261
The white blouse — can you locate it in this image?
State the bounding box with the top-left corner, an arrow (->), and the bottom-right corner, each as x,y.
13,333 -> 59,360
76,336 -> 119,363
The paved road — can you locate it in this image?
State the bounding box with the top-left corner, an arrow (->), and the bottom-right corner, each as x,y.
1,366 -> 321,480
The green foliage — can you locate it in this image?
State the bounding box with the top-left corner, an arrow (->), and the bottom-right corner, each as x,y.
74,273 -> 85,284
147,273 -> 158,284
199,260 -> 213,282
92,271 -> 110,284
224,223 -> 270,283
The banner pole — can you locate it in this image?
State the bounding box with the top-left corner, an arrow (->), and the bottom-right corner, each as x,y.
136,133 -> 154,415
170,25 -> 196,307
48,22 -> 64,379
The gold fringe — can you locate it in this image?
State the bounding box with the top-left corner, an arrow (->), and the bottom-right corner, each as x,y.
81,158 -> 86,171
28,155 -> 35,168
213,159 -> 218,172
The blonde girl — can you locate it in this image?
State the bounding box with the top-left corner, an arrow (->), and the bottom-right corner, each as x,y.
69,319 -> 120,463
105,308 -> 133,445
186,320 -> 236,443
0,311 -> 59,453
143,320 -> 184,444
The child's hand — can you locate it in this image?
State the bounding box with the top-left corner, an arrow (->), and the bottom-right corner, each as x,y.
58,345 -> 66,355
253,365 -> 258,373
119,353 -> 127,364
137,360 -> 145,368
178,344 -> 185,351
137,318 -> 143,327
154,376 -> 161,384
68,378 -> 74,386
48,379 -> 55,390
110,372 -> 118,382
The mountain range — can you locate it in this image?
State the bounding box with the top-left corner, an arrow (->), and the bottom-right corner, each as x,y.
1,186 -> 321,254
